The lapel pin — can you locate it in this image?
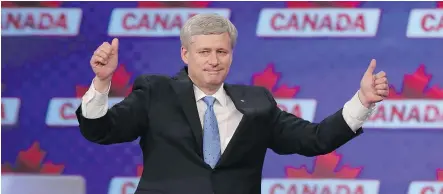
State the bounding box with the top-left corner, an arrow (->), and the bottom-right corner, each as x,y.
240,100 -> 245,102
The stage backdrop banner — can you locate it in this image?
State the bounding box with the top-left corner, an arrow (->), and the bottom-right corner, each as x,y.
2,1 -> 442,194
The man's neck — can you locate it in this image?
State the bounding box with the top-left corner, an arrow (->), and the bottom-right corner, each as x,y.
188,76 -> 221,95
196,84 -> 221,95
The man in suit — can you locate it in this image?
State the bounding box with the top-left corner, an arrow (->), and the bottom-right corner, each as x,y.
76,13 -> 389,194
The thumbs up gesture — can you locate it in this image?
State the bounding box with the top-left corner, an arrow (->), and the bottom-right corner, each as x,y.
90,38 -> 119,82
358,59 -> 389,108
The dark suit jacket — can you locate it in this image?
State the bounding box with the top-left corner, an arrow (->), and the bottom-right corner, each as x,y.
76,67 -> 362,194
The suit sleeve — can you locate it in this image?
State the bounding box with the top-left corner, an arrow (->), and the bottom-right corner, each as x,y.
264,88 -> 363,157
76,75 -> 151,145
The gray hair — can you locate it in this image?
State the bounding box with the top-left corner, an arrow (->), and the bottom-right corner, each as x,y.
180,13 -> 238,49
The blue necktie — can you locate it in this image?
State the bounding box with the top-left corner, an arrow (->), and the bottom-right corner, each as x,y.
202,96 -> 221,168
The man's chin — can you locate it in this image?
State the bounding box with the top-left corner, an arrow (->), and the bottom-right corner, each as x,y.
205,79 -> 223,87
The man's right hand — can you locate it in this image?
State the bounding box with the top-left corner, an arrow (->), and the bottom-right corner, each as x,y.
90,38 -> 119,93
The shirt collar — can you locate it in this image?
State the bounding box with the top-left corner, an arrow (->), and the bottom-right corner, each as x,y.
193,83 -> 227,107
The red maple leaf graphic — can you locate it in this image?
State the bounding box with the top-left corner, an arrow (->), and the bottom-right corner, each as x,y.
76,64 -> 133,97
138,1 -> 210,8
2,142 -> 64,174
286,1 -> 361,8
437,169 -> 443,181
285,151 -> 362,179
252,63 -> 300,98
137,165 -> 144,176
388,64 -> 443,99
437,1 -> 443,8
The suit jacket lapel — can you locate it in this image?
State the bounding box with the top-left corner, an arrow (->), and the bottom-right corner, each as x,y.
216,84 -> 251,167
170,67 -> 204,157
223,84 -> 247,114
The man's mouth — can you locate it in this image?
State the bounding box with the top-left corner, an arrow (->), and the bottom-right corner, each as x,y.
205,69 -> 222,74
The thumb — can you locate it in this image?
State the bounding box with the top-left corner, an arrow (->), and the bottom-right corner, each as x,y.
365,59 -> 376,76
111,38 -> 119,52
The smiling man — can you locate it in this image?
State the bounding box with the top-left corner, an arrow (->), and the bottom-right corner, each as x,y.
76,13 -> 389,194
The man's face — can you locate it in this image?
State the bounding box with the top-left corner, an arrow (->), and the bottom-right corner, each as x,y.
181,32 -> 233,90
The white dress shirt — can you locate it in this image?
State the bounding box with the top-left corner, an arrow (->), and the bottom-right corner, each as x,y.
81,81 -> 375,154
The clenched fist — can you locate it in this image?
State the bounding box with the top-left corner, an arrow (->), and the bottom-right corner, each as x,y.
90,38 -> 119,92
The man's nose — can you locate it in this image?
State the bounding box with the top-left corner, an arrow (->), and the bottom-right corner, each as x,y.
208,52 -> 219,66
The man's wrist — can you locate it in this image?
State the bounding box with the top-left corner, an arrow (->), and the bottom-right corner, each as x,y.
93,76 -> 112,94
357,90 -> 373,108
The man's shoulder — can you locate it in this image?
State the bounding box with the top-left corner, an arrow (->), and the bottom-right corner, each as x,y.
226,83 -> 271,96
227,83 -> 266,90
133,73 -> 179,85
127,73 -> 175,92
135,73 -> 173,82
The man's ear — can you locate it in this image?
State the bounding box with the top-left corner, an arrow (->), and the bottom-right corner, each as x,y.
181,46 -> 189,65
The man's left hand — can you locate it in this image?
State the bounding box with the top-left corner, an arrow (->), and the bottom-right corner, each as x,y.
358,59 -> 389,108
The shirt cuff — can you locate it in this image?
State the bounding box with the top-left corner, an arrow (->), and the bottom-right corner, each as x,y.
342,90 -> 376,133
82,79 -> 111,106
80,79 -> 111,119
